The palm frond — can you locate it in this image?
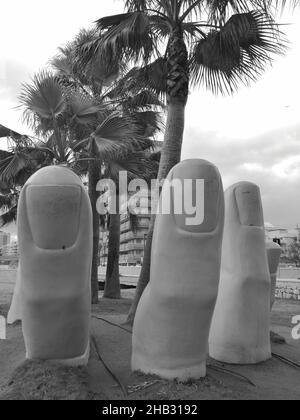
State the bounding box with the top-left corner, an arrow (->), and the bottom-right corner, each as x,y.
190,11 -> 287,94
0,125 -> 24,140
51,56 -> 73,78
95,12 -> 158,63
122,90 -> 165,110
110,58 -> 168,100
0,192 -> 18,211
0,149 -> 13,161
103,150 -> 158,183
131,110 -> 164,137
125,0 -> 149,12
77,113 -> 154,161
19,71 -> 66,128
204,0 -> 299,25
94,113 -> 141,143
0,206 -> 17,227
68,93 -> 102,125
0,153 -> 29,184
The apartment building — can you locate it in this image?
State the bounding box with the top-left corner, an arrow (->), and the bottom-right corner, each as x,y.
100,189 -> 151,266
0,241 -> 19,260
0,231 -> 11,248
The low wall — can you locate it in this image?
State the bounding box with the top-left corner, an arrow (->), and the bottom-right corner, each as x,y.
278,267 -> 300,280
1,267 -> 300,301
275,282 -> 300,301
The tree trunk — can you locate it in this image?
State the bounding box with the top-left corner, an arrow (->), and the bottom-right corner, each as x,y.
88,160 -> 100,304
104,213 -> 121,299
126,27 -> 189,325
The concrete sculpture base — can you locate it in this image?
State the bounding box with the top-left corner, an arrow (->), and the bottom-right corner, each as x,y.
209,182 -> 271,365
17,166 -> 92,365
266,241 -> 282,310
37,342 -> 91,367
132,159 -> 224,381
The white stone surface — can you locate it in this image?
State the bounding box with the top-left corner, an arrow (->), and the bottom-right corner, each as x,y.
209,182 -> 271,365
132,159 -> 224,381
15,166 -> 92,365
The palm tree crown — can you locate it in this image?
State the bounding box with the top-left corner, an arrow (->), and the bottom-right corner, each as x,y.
83,0 -> 296,97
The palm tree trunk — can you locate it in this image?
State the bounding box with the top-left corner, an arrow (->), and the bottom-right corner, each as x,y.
126,27 -> 189,325
126,102 -> 186,324
104,213 -> 121,299
88,159 -> 100,304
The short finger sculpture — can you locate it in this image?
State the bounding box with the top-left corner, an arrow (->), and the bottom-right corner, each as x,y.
18,166 -> 92,366
209,182 -> 271,365
266,241 -> 282,310
132,159 -> 224,381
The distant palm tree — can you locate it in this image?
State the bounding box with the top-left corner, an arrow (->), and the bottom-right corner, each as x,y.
16,71 -> 155,303
53,32 -> 163,302
101,150 -> 159,299
82,0 -> 297,323
0,126 -> 52,225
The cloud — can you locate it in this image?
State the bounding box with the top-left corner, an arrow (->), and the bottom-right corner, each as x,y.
182,123 -> 300,227
0,0 -> 299,229
0,59 -> 33,100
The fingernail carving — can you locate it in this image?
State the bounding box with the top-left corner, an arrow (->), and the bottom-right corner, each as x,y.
209,182 -> 271,365
15,166 -> 92,366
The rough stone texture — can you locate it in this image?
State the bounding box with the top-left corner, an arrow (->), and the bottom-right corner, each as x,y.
132,159 -> 224,381
209,182 -> 271,365
11,166 -> 92,365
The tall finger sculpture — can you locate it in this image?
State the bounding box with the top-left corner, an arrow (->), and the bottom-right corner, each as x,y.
18,166 -> 92,366
132,159 -> 224,381
209,182 -> 271,364
266,241 -> 282,310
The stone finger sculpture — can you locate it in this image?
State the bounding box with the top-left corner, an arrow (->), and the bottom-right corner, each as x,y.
209,182 -> 271,365
7,268 -> 22,324
266,241 -> 282,310
266,241 -> 285,344
132,159 -> 225,381
18,166 -> 92,366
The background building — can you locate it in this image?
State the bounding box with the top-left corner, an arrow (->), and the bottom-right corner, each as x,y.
100,189 -> 151,266
119,213 -> 150,265
265,224 -> 300,259
0,240 -> 19,264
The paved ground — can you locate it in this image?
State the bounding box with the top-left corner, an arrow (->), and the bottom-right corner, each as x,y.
99,267 -> 139,286
0,282 -> 300,400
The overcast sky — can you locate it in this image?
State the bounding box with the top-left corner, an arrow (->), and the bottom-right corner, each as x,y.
1,0 -> 300,233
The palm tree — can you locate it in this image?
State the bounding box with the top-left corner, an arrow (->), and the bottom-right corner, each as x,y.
53,32 -> 164,303
82,0 -> 297,323
102,149 -> 159,299
0,126 -> 52,226
17,70 -> 156,304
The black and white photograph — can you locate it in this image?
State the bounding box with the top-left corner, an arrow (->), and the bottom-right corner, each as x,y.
0,0 -> 300,403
